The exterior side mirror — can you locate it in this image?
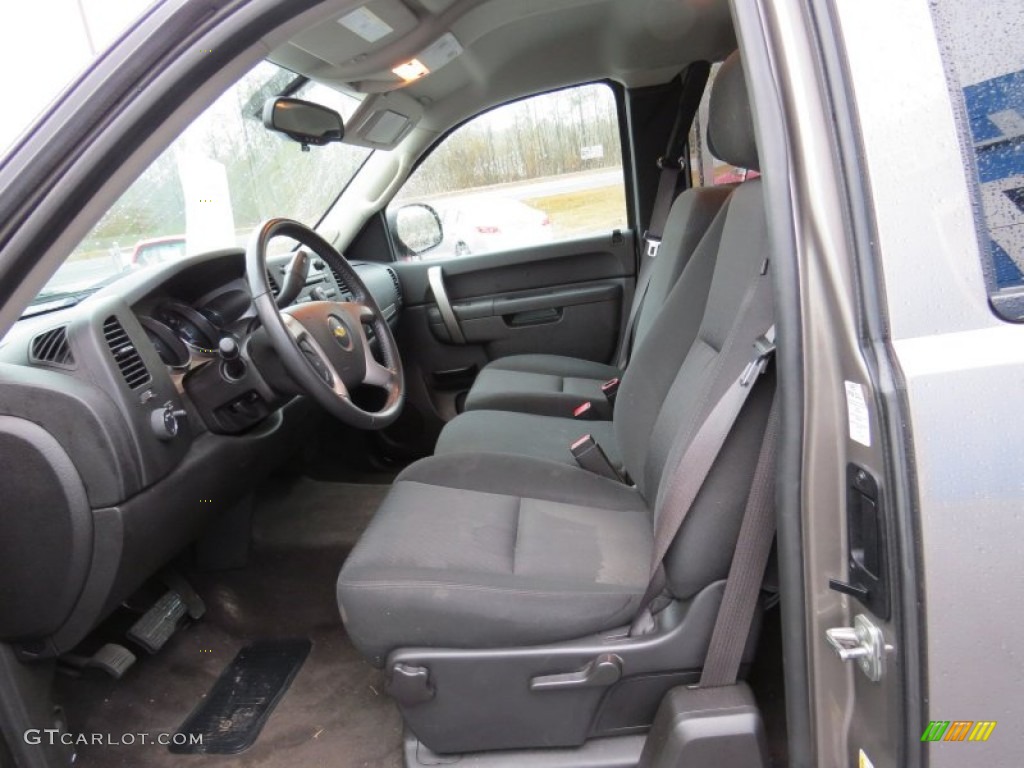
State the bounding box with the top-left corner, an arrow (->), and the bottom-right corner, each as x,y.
393,203 -> 444,258
262,97 -> 344,148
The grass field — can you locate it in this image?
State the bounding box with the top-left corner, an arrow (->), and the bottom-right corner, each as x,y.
524,184 -> 628,238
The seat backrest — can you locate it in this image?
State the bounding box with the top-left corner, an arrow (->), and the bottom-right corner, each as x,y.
615,51 -> 775,600
631,184 -> 734,348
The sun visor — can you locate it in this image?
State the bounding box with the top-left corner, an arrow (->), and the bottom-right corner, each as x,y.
344,90 -> 424,149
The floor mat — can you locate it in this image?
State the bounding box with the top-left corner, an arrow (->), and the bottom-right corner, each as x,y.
55,477 -> 403,768
171,638 -> 312,755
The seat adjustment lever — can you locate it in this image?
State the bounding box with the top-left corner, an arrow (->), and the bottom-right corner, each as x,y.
530,653 -> 623,691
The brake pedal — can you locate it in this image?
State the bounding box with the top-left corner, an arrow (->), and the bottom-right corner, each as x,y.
128,591 -> 188,654
90,643 -> 137,678
61,643 -> 137,680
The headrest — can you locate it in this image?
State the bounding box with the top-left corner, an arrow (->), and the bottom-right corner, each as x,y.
707,51 -> 759,172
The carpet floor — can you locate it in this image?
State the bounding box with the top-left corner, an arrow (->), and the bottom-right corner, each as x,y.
55,476 -> 403,768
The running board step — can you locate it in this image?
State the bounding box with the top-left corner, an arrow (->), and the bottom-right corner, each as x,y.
128,591 -> 189,654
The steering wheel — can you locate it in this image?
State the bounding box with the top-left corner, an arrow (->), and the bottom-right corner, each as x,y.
246,218 -> 404,430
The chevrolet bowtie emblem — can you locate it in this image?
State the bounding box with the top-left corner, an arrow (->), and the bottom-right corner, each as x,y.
328,316 -> 354,351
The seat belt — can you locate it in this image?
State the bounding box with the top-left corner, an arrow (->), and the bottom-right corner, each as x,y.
618,61 -> 711,368
699,394 -> 779,687
643,61 -> 711,259
630,327 -> 775,634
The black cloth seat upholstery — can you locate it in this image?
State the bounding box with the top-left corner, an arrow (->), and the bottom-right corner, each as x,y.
338,52 -> 772,668
433,409 -> 622,469
462,186 -> 733,419
463,354 -> 622,419
338,454 -> 653,665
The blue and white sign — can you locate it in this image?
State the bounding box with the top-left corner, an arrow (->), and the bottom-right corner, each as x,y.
964,68 -> 1024,288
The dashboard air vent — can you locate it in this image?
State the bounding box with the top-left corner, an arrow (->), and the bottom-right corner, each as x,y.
29,326 -> 74,368
328,262 -> 355,301
266,269 -> 280,296
103,316 -> 151,389
386,267 -> 403,305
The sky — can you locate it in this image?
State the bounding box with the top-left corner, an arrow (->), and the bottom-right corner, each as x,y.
0,0 -> 154,157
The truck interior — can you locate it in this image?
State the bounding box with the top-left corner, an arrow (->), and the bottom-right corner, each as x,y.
0,0 -> 833,766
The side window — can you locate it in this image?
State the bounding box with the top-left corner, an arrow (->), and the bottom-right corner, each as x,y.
931,0 -> 1024,321
388,83 -> 627,261
688,63 -> 759,188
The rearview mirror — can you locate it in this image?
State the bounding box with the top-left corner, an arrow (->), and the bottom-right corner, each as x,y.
262,97 -> 344,148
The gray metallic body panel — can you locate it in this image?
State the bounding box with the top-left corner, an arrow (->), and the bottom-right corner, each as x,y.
837,1 -> 1024,765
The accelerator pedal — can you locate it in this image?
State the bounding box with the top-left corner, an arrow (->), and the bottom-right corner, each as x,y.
159,569 -> 206,621
128,591 -> 188,654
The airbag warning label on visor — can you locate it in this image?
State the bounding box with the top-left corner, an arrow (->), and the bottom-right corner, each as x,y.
844,381 -> 872,447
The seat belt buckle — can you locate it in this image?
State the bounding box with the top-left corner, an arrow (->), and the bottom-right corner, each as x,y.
740,331 -> 777,387
601,377 -> 620,405
570,434 -> 625,483
573,401 -> 597,419
642,232 -> 661,258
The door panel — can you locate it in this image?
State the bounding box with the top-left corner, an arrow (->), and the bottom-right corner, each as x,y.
430,282 -> 622,354
402,231 -> 633,360
445,283 -> 621,360
398,232 -> 633,304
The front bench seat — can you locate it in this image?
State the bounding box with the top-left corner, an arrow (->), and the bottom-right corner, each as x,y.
338,53 -> 771,673
338,453 -> 653,662
462,186 -> 732,419
432,165 -> 735,469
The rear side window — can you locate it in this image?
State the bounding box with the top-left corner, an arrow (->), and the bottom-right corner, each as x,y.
388,83 -> 628,261
931,0 -> 1024,321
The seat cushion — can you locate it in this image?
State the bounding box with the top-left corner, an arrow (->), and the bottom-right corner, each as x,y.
337,454 -> 653,665
434,409 -> 621,470
463,354 -> 621,419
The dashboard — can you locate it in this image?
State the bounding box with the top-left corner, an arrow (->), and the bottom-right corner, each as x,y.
0,247 -> 403,657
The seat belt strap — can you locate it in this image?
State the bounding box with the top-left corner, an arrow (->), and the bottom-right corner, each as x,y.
615,262 -> 657,367
630,327 -> 775,634
641,60 -> 711,258
643,159 -> 682,260
700,394 -> 779,688
619,62 -> 711,369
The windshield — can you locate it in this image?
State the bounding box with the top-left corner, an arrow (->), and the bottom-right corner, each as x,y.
28,61 -> 372,315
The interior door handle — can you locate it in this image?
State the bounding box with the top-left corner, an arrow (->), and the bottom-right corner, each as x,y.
505,308 -> 562,327
427,266 -> 465,344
